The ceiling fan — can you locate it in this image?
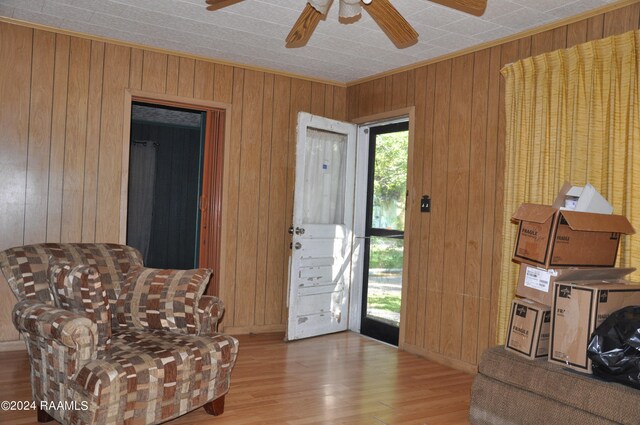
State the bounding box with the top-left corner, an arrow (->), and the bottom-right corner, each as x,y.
205,0 -> 487,49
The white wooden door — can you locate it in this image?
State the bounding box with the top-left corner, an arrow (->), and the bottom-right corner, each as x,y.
286,112 -> 358,341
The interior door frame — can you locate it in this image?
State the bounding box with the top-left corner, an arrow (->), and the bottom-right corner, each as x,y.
120,89 -> 231,295
348,107 -> 415,345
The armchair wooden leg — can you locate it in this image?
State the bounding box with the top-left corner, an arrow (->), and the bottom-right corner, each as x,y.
203,395 -> 225,416
37,406 -> 54,423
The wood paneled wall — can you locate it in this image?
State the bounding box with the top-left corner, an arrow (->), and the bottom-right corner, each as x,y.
347,3 -> 640,370
0,21 -> 346,341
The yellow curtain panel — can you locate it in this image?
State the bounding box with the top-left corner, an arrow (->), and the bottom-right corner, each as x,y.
497,30 -> 640,343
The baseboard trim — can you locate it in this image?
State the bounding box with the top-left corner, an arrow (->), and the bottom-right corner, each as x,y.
0,340 -> 26,352
222,324 -> 286,335
0,325 -> 288,349
401,343 -> 479,375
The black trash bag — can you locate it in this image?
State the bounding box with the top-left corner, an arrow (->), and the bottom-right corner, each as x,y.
587,305 -> 640,389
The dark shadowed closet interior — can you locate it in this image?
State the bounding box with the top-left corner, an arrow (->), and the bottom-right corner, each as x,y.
127,102 -> 205,269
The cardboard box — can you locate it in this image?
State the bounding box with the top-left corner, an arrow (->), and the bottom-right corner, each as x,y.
512,182 -> 634,268
549,268 -> 639,373
516,264 -> 630,306
557,182 -> 614,214
505,298 -> 551,359
512,205 -> 634,268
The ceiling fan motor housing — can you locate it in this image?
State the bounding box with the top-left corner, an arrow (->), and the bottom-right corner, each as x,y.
309,0 -> 363,18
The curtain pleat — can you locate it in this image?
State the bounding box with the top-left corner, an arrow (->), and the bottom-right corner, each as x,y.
127,143 -> 158,265
302,128 -> 347,225
497,29 -> 640,343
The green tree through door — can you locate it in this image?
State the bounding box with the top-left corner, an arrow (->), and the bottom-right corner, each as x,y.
369,131 -> 408,270
361,123 -> 409,345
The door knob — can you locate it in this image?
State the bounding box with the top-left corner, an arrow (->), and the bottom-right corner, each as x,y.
294,242 -> 302,250
295,227 -> 305,235
288,226 -> 294,235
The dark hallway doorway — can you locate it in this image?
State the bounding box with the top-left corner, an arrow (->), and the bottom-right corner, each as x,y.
127,102 -> 205,270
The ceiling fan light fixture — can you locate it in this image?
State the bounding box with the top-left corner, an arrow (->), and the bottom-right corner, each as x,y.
308,0 -> 331,15
362,0 -> 372,4
339,0 -> 362,18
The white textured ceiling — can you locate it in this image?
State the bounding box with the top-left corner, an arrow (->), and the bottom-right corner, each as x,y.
0,0 -> 619,83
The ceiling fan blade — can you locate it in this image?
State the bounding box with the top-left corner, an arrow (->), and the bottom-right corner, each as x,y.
205,0 -> 244,11
363,0 -> 418,49
286,3 -> 324,48
428,0 -> 487,16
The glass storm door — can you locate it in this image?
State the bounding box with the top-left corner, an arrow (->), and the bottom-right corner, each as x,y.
360,121 -> 409,346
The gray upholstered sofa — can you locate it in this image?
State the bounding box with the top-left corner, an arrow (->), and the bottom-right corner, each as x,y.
1,243 -> 238,425
470,346 -> 640,424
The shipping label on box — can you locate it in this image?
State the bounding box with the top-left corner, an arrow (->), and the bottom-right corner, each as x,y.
549,273 -> 640,373
517,265 -> 558,305
524,267 -> 556,292
506,298 -> 551,359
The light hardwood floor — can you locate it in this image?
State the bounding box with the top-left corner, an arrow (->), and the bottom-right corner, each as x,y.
0,332 -> 474,425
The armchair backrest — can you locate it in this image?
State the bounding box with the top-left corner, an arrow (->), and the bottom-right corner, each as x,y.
0,243 -> 143,306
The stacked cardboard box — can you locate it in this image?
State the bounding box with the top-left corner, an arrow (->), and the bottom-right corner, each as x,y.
505,297 -> 551,359
549,270 -> 639,373
505,183 -> 637,370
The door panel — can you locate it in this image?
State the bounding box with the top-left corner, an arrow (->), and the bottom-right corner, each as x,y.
299,264 -> 343,281
360,121 -> 409,346
298,238 -> 345,257
286,112 -> 357,341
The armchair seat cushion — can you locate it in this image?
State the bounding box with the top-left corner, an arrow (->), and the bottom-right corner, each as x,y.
75,329 -> 238,424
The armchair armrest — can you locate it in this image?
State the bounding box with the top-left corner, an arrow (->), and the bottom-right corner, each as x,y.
197,295 -> 225,336
13,299 -> 98,375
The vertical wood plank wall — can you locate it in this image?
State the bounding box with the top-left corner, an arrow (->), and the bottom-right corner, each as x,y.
0,21 -> 346,341
347,3 -> 640,369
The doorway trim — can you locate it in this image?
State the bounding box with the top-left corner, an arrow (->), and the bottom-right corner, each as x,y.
120,89 -> 231,295
349,107 -> 415,346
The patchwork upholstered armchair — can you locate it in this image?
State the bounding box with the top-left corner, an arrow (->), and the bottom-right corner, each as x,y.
0,243 -> 238,425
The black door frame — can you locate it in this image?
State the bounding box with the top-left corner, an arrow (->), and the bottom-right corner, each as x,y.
360,120 -> 409,346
